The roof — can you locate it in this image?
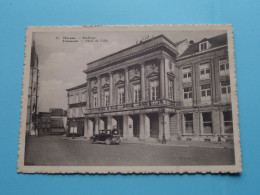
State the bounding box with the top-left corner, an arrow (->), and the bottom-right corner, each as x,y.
179,33 -> 227,58
175,39 -> 187,46
66,83 -> 87,91
86,34 -> 177,66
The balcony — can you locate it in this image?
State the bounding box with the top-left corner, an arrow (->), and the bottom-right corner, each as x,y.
85,99 -> 180,114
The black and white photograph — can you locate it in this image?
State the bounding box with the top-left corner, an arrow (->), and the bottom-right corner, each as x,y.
18,25 -> 241,173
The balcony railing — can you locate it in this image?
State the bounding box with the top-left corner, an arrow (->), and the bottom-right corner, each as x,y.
85,99 -> 179,114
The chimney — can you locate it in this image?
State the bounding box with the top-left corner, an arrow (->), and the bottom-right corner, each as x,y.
189,40 -> 194,45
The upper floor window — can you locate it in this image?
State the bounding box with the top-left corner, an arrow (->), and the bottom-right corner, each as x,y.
219,59 -> 229,76
104,90 -> 109,106
75,94 -> 79,103
221,80 -> 231,95
133,84 -> 141,103
200,63 -> 210,80
150,80 -> 159,100
93,92 -> 97,107
182,67 -> 192,82
199,41 -> 208,51
168,80 -> 174,100
118,87 -> 124,105
183,87 -> 192,100
69,95 -> 75,104
201,84 -> 211,99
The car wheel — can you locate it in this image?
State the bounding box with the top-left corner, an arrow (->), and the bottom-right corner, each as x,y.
105,139 -> 111,145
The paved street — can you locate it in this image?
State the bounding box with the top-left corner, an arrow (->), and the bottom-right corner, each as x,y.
24,136 -> 235,166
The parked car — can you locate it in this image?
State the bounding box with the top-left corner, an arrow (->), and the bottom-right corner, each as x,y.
90,129 -> 121,145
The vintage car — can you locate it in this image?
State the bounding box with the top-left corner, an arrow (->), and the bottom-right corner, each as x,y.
90,129 -> 121,145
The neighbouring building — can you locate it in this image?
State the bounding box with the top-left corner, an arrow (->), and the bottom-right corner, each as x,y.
38,112 -> 51,136
67,33 -> 233,142
66,83 -> 87,136
49,108 -> 67,135
26,41 -> 39,136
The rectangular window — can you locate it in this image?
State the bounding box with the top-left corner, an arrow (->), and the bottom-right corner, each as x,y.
199,42 -> 208,51
182,67 -> 192,82
183,87 -> 192,99
202,112 -> 213,134
150,80 -> 159,100
75,94 -> 79,103
69,95 -> 74,104
184,113 -> 193,134
201,84 -> 211,98
133,84 -> 141,103
221,80 -> 231,95
93,92 -> 97,107
118,87 -> 124,105
104,90 -> 109,106
168,80 -> 174,100
223,111 -> 233,134
219,59 -> 229,76
200,63 -> 210,80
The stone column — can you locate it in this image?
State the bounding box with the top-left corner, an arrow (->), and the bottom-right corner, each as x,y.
139,114 -> 145,140
109,72 -> 113,106
95,117 -> 99,134
107,115 -> 112,129
99,118 -> 105,130
84,118 -> 88,138
144,114 -> 150,139
123,115 -> 129,139
97,76 -> 101,107
160,58 -> 165,99
87,79 -> 91,109
193,111 -> 200,137
141,62 -> 146,101
124,67 -> 129,103
87,119 -> 94,138
159,112 -> 170,141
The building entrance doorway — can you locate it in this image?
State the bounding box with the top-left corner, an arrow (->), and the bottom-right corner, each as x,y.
149,113 -> 159,138
113,116 -> 123,136
132,115 -> 140,137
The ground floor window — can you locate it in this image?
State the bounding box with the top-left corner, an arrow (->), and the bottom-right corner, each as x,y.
223,111 -> 233,134
202,112 -> 212,134
184,113 -> 193,134
70,126 -> 77,134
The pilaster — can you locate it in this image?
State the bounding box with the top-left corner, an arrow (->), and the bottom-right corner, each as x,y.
160,58 -> 165,98
141,62 -> 146,101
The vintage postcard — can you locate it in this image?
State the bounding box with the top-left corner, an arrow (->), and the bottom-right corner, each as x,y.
18,25 -> 241,174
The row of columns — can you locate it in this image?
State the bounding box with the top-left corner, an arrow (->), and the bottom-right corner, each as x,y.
87,58 -> 167,108
84,112 -> 171,141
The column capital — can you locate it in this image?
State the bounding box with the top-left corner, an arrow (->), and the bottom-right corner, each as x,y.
140,61 -> 146,67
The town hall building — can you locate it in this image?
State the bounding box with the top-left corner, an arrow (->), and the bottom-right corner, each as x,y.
67,33 -> 233,142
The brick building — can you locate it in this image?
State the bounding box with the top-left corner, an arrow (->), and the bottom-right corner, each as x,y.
38,112 -> 51,136
68,33 -> 233,142
49,108 -> 66,135
66,83 -> 87,136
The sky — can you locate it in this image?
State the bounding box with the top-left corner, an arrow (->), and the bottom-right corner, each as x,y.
33,29 -> 226,112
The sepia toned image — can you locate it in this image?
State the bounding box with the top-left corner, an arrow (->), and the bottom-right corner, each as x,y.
18,25 -> 241,173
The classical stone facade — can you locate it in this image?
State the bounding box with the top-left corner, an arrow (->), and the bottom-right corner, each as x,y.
68,33 -> 233,142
